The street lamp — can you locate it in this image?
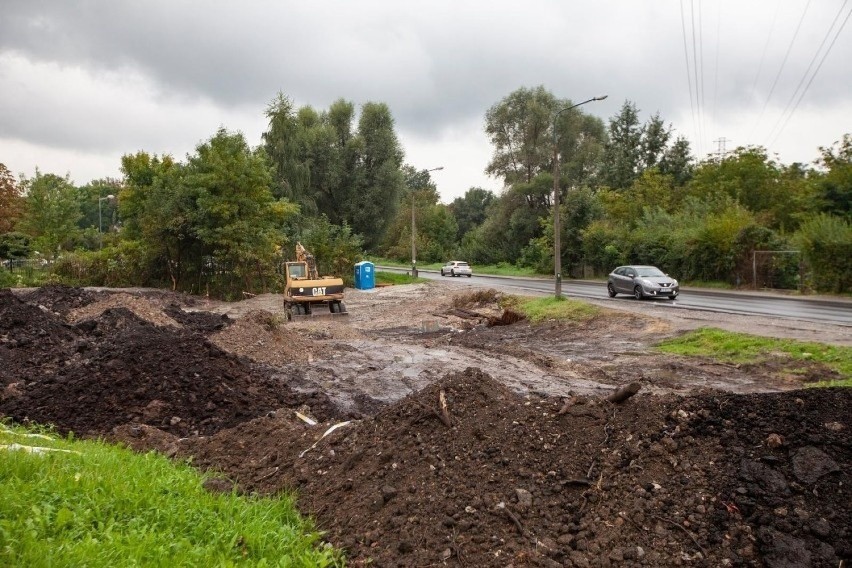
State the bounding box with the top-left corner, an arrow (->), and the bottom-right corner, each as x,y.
552,95 -> 607,298
411,166 -> 444,277
98,194 -> 115,249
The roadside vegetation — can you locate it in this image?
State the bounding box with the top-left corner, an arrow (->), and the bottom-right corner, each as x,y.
374,270 -> 429,286
504,295 -> 602,323
0,424 -> 342,567
370,258 -> 542,278
656,328 -> 852,385
1,88 -> 849,299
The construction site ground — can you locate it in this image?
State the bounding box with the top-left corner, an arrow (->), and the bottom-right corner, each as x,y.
1,282 -> 849,567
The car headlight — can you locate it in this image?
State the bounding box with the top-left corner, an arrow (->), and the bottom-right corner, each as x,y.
672,280 -> 678,286
641,279 -> 654,286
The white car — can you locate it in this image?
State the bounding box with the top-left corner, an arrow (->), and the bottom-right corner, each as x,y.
440,261 -> 472,277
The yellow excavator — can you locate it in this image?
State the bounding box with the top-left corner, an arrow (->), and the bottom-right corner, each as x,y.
283,242 -> 348,320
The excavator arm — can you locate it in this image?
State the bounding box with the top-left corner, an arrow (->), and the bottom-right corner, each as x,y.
295,242 -> 319,279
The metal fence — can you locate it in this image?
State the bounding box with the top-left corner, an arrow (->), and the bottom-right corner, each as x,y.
2,259 -> 52,279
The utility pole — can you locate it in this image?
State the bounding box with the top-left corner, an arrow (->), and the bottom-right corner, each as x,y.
552,95 -> 607,298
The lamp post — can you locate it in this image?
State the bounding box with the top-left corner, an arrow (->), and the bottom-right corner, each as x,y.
411,166 -> 444,277
552,95 -> 607,298
98,194 -> 115,250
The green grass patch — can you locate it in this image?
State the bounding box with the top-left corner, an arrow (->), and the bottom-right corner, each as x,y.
0,423 -> 342,567
375,270 -> 429,285
503,295 -> 601,323
655,328 -> 852,384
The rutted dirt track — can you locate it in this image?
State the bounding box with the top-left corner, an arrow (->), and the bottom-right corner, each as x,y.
1,283 -> 849,567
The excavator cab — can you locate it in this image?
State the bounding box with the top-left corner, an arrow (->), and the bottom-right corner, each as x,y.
286,262 -> 307,279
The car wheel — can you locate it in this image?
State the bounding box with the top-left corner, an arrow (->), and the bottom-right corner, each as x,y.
669,293 -> 678,300
451,270 -> 456,277
440,269 -> 445,276
607,283 -> 617,298
467,274 -> 472,278
633,286 -> 644,300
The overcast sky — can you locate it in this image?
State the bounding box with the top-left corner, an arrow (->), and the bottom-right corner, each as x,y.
1,1 -> 850,203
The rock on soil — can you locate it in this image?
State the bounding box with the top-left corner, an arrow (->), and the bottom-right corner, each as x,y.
1,285 -> 850,567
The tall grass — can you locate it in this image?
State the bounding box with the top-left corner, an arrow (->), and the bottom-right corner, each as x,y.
504,296 -> 601,323
0,424 -> 343,567
374,271 -> 429,285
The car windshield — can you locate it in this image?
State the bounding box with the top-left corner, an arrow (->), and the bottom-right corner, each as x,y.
636,267 -> 665,277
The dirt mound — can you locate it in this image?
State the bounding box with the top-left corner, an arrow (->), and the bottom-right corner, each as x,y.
163,303 -> 231,334
209,310 -> 315,365
67,292 -> 182,328
0,288 -> 79,386
170,369 -> 849,567
20,284 -> 100,315
0,306 -> 340,437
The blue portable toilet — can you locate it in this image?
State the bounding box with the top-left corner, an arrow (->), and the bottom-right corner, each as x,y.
354,261 -> 375,290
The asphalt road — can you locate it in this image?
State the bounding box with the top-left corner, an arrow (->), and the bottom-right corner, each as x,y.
378,267 -> 852,326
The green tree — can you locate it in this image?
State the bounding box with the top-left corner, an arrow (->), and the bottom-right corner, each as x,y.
601,101 -> 643,189
641,112 -> 671,170
0,164 -> 24,233
380,166 -> 447,262
263,93 -> 310,204
119,152 -> 178,240
449,187 -> 495,240
485,86 -> 606,189
474,180 -> 549,265
17,170 -> 81,258
794,213 -> 852,293
298,215 -> 363,286
183,128 -> 291,291
346,102 -> 405,250
262,95 -> 404,251
814,134 -> 852,217
659,136 -> 695,186
485,86 -> 556,185
76,179 -> 122,229
0,232 -> 30,260
529,186 -> 603,275
687,147 -> 812,230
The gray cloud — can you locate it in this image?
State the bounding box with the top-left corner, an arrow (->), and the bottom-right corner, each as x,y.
1,0 -> 850,194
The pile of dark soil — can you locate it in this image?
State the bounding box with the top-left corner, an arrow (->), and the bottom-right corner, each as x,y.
152,368 -> 850,568
20,284 -> 100,315
0,291 -> 339,437
0,289 -> 79,386
2,285 -> 849,567
163,303 -> 232,334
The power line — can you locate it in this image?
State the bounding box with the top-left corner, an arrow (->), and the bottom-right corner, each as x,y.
751,0 -> 813,139
751,3 -> 781,98
698,0 -> 707,144
711,1 -> 721,134
680,0 -> 700,157
690,0 -> 704,157
765,0 -> 852,148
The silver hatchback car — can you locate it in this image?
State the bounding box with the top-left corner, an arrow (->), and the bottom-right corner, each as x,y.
607,265 -> 679,299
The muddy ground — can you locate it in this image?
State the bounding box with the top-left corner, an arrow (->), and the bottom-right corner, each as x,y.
1,283 -> 849,567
